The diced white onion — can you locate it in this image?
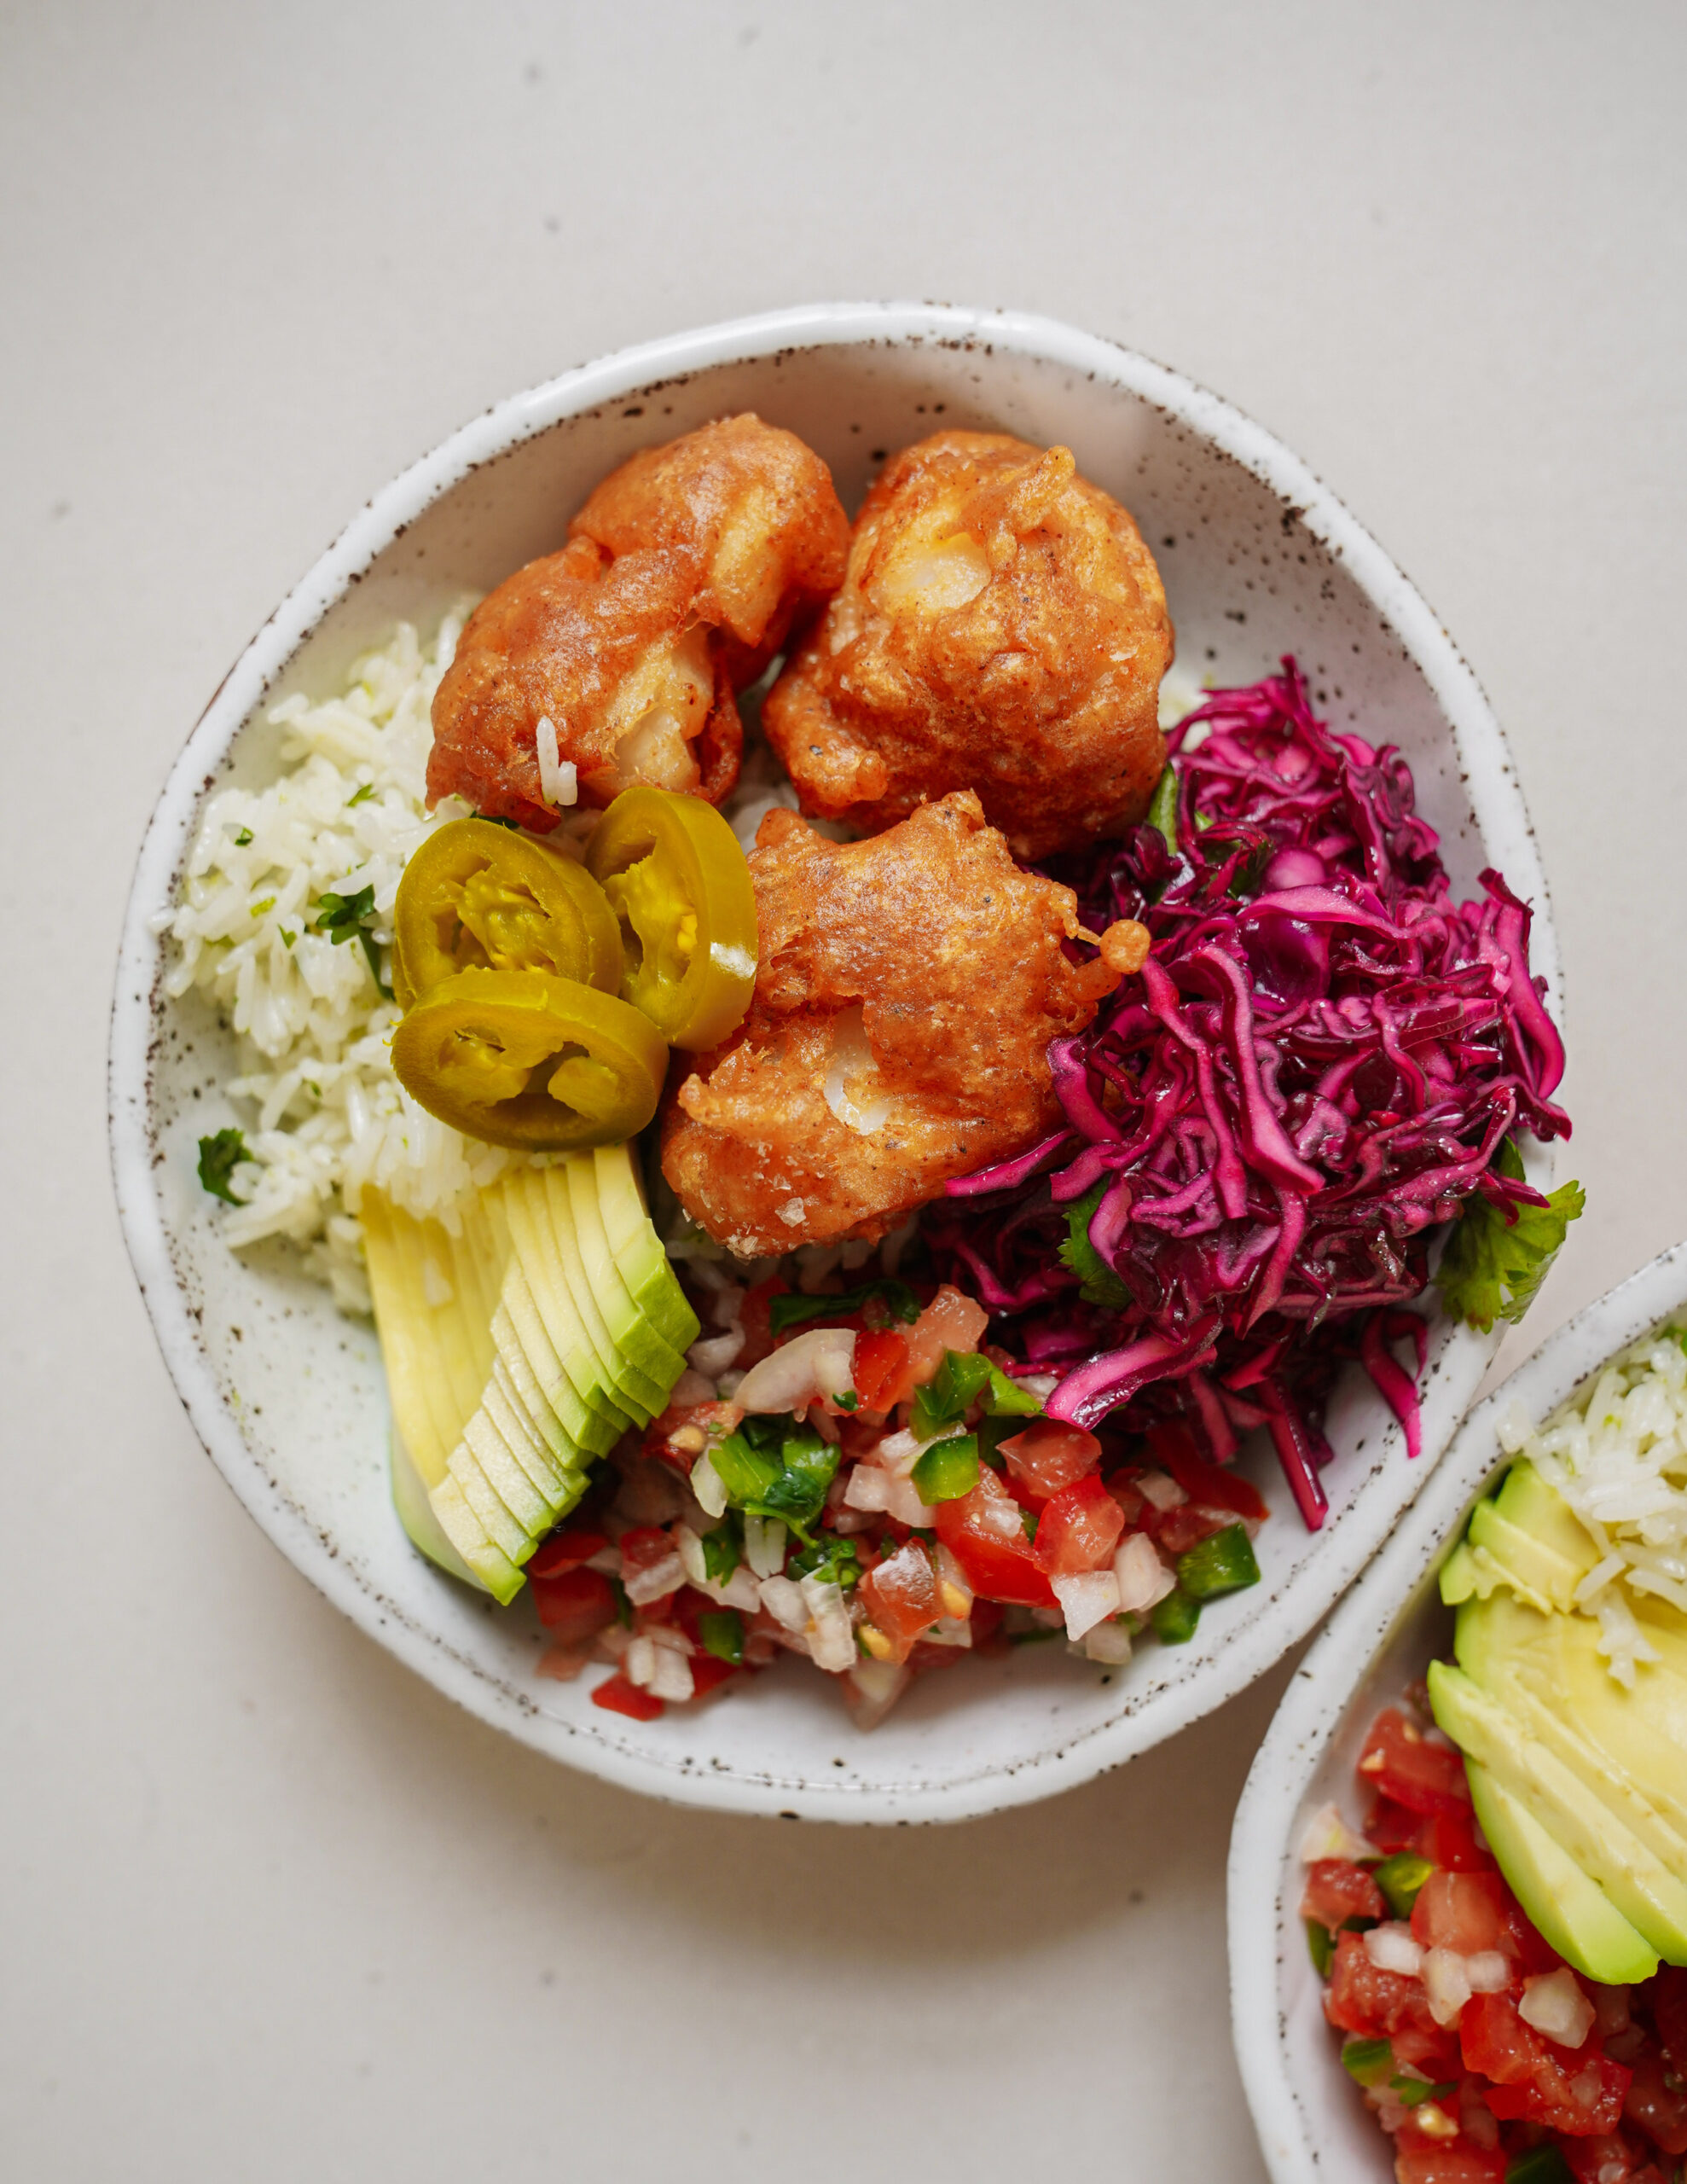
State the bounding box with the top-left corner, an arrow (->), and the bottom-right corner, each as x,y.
844,1465 -> 895,1513
687,1328 -> 745,1377
674,1524 -> 707,1588
1365,1923 -> 1424,1978
734,1327 -> 856,1414
1136,1470 -> 1186,1512
668,1367 -> 717,1408
1465,1952 -> 1511,1996
1520,1969 -> 1595,2048
1052,1570 -> 1122,1641
1084,1619 -> 1133,1665
1297,1800 -> 1378,1867
646,1647 -> 695,1703
535,716 -> 577,808
759,1575 -> 808,1630
623,1553 -> 685,1606
847,1657 -> 909,1732
743,1513 -> 787,1578
1114,1531 -> 1175,1614
624,1635 -> 657,1687
798,1574 -> 855,1672
873,1428 -> 927,1477
690,1451 -> 728,1519
1421,1946 -> 1471,2026
921,1616 -> 972,1649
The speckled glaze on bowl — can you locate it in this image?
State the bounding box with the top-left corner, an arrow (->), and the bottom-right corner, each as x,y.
1227,1243 -> 1687,2181
109,302 -> 1560,1821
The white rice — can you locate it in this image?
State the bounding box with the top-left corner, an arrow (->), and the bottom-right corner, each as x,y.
1496,1321 -> 1687,1684
157,607 -> 521,1312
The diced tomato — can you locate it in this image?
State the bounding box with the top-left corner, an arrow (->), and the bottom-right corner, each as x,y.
932,1468 -> 1058,1608
853,1328 -> 912,1413
1324,1928 -> 1440,2042
526,1527 -> 607,1580
1625,2038 -> 1687,2157
1034,1472 -> 1127,1574
618,1526 -> 675,1573
1301,1859 -> 1388,1930
530,1565 -> 617,1643
969,1598 -> 1006,1651
687,1653 -> 739,1700
1561,2135 -> 1647,2183
1419,1809 -> 1491,1873
1150,1502 -> 1232,1557
590,1674 -> 664,1721
1358,1709 -> 1472,1816
907,1639 -> 967,1672
1367,1794 -> 1432,1856
1000,1420 -> 1103,1505
643,1399 -> 742,1473
1650,1966 -> 1687,2081
1146,1421 -> 1269,1522
1391,2133 -> 1507,2184
737,1278 -> 788,1370
902,1285 -> 988,1385
1462,1994 -> 1631,2136
1104,1472 -> 1149,1527
1412,1869 -> 1515,1958
859,1541 -> 942,1664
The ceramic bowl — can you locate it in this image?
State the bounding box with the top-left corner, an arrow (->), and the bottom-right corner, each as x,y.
109,301 -> 1558,1821
1227,1240 -> 1687,2180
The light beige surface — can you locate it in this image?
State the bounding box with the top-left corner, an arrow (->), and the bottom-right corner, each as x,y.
3,3 -> 1683,2178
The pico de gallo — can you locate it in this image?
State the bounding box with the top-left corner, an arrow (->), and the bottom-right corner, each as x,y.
534,1268 -> 1265,1728
1307,1690 -> 1687,2182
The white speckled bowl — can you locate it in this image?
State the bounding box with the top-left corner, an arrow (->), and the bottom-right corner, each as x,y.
109,302 -> 1559,1821
1227,1241 -> 1687,2181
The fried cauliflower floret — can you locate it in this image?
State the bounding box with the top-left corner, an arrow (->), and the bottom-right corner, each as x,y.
662,792 -> 1124,1258
762,430 -> 1174,861
427,415 -> 848,829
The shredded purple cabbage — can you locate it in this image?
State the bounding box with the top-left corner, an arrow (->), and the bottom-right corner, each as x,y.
927,659 -> 1568,1530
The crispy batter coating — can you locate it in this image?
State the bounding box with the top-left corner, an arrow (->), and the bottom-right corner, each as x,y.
762,430 -> 1174,861
662,793 -> 1121,1257
427,415 -> 848,829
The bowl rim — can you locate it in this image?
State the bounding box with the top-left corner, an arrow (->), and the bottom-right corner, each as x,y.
1226,1239 -> 1687,2181
108,299 -> 1558,1821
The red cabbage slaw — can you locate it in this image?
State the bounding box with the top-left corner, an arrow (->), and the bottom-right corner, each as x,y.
929,660 -> 1568,1529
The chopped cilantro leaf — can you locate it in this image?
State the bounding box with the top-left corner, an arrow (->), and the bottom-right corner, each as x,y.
769,1278 -> 920,1336
197,1128 -> 249,1205
310,886 -> 391,997
1435,1139 -> 1585,1332
1058,1179 -> 1132,1310
234,827 -> 253,846
345,783 -> 375,807
1146,764 -> 1179,854
699,1520 -> 741,1587
249,897 -> 275,917
786,1534 -> 862,1589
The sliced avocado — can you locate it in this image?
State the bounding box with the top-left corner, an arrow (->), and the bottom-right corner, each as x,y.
490,1341 -> 583,1480
1429,1660 -> 1687,1960
565,1153 -> 687,1390
461,1411 -> 553,1535
484,1366 -> 577,1506
429,1472 -> 525,1604
496,1277 -> 620,1460
1465,1757 -> 1659,1983
593,1141 -> 701,1353
362,1194 -> 458,1484
1464,1461 -> 1601,1613
500,1175 -> 640,1441
445,1443 -> 532,1563
1458,1589 -> 1687,1863
390,1422 -> 483,1588
534,1168 -> 666,1423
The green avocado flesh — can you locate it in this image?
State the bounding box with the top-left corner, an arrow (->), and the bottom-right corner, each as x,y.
1429,1455 -> 1687,1977
362,1148 -> 694,1605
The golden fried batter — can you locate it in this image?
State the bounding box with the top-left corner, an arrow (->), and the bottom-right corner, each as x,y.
662,793 -> 1123,1257
427,415 -> 848,829
762,430 -> 1174,861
